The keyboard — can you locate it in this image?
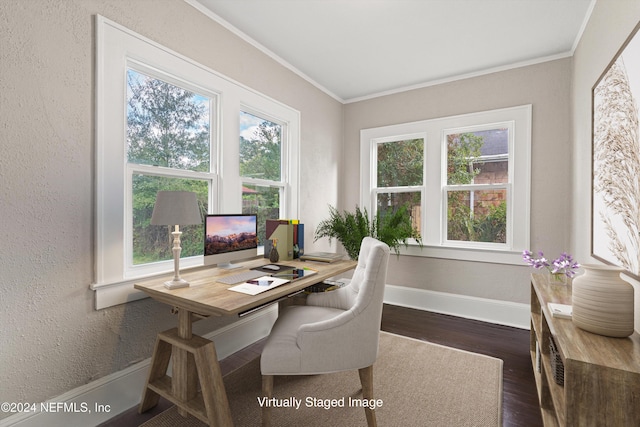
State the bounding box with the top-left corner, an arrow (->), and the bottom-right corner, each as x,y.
217,270 -> 266,285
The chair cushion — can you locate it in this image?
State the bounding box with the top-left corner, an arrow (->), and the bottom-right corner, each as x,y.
260,305 -> 345,375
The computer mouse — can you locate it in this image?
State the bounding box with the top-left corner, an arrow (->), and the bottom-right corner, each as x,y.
263,265 -> 280,271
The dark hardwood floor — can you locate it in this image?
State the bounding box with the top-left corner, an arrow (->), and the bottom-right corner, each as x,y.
100,304 -> 542,427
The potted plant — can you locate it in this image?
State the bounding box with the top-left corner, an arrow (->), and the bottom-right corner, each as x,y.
314,204 -> 422,259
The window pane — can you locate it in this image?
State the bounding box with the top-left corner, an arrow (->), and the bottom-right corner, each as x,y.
132,174 -> 208,265
240,111 -> 281,181
241,184 -> 280,247
127,69 -> 211,172
376,192 -> 422,236
447,129 -> 508,185
377,138 -> 423,187
447,189 -> 506,243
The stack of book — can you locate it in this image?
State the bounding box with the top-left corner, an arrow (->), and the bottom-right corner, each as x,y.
264,219 -> 304,261
299,252 -> 345,263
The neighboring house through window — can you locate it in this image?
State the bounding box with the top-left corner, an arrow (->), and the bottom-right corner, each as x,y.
360,105 -> 531,264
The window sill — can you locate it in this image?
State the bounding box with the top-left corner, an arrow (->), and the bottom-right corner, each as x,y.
91,254 -> 267,309
90,263 -> 204,309
401,244 -> 524,265
90,280 -> 148,310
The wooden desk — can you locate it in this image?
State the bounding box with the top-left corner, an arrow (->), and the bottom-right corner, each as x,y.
134,257 -> 357,426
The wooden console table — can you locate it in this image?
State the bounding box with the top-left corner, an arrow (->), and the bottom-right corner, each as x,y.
530,273 -> 640,426
134,258 -> 357,426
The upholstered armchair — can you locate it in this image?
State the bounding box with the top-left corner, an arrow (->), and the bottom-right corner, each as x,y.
260,237 -> 391,427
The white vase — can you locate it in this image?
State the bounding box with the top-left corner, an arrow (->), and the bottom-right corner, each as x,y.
571,264 -> 634,338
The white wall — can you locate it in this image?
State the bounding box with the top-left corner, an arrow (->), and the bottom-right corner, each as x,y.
0,0 -> 343,419
344,59 -> 573,304
572,0 -> 640,331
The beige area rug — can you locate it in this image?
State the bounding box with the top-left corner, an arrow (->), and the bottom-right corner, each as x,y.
141,332 -> 503,427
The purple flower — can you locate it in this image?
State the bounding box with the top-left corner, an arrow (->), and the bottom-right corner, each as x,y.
522,250 -> 580,277
522,250 -> 549,269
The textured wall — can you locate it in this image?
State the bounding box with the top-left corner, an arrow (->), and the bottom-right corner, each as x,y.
344,59 -> 573,304
0,0 -> 343,416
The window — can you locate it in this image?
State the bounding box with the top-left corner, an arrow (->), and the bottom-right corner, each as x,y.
374,137 -> 424,236
360,105 -> 531,264
444,126 -> 510,246
239,111 -> 286,246
127,68 -> 213,273
93,16 -> 299,307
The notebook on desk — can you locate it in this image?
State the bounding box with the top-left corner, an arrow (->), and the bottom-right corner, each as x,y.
227,267 -> 317,295
228,276 -> 290,295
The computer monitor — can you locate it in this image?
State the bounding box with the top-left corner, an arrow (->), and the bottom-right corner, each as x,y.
204,214 -> 258,269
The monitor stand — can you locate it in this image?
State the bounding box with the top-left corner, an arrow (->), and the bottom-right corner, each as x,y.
217,262 -> 242,270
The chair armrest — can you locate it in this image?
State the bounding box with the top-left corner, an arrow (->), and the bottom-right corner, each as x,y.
296,307 -> 375,350
296,309 -> 380,371
306,283 -> 355,311
297,308 -> 355,336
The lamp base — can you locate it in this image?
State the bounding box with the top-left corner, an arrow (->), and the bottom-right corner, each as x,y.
163,278 -> 190,289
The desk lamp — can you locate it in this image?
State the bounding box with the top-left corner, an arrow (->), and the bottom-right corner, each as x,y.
151,191 -> 202,289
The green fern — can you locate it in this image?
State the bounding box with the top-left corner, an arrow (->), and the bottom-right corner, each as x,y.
314,204 -> 422,259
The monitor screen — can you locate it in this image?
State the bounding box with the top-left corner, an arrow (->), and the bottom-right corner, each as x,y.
204,214 -> 258,269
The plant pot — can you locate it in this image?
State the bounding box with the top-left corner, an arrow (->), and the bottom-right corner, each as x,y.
571,264 -> 634,338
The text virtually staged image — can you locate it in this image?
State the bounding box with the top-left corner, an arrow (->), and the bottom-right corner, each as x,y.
2,1 -> 640,427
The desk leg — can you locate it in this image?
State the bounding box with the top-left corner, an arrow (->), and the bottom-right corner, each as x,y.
174,309 -> 197,418
139,335 -> 172,413
138,310 -> 233,426
194,338 -> 233,426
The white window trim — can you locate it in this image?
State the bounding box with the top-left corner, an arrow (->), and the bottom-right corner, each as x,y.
440,120 -> 516,251
124,164 -> 217,278
360,105 -> 531,265
239,106 -> 290,218
91,16 -> 299,308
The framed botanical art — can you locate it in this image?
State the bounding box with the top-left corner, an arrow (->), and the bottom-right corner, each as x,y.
592,21 -> 640,279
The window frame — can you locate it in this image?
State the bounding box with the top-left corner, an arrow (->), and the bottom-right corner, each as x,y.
441,121 -> 514,250
360,105 -> 531,265
239,107 -> 289,218
370,133 -> 426,237
124,63 -> 219,277
93,16 -> 299,308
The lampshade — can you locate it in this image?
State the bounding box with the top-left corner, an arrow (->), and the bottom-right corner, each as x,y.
150,191 -> 202,226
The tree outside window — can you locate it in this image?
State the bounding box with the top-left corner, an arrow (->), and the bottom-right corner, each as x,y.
375,138 -> 423,234
360,105 -> 529,263
239,111 -> 283,245
96,19 -> 301,306
127,69 -> 210,264
446,130 -> 508,243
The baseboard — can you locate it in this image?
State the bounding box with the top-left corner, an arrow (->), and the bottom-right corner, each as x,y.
0,305 -> 278,427
384,284 -> 530,330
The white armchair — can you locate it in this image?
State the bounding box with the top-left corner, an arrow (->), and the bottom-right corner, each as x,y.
260,237 -> 390,427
